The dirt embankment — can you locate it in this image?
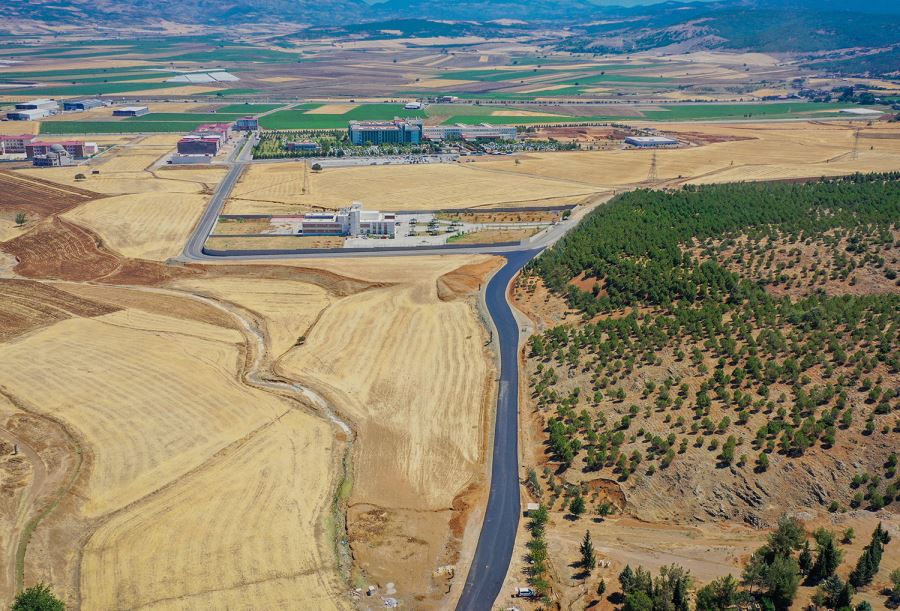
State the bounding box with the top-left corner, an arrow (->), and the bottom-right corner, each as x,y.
1,217 -> 197,285
436,257 -> 504,302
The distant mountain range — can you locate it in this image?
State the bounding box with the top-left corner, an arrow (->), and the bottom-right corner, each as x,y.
6,0 -> 900,65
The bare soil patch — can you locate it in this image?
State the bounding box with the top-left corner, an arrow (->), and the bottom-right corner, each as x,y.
0,171 -> 105,220
436,257 -> 503,301
0,218 -> 194,285
0,279 -> 119,341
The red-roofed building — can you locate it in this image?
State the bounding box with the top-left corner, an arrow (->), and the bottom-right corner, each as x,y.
25,140 -> 98,158
0,134 -> 36,155
177,135 -> 221,156
193,123 -> 231,144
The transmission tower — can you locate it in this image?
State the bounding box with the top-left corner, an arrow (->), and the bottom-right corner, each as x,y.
648,151 -> 658,182
851,127 -> 861,160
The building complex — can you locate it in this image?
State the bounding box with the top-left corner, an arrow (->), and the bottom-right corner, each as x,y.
176,123 -> 232,156
63,99 -> 104,111
424,123 -> 518,141
1,135 -> 97,160
348,119 -> 423,145
299,203 -> 397,237
6,99 -> 59,121
234,117 -> 259,131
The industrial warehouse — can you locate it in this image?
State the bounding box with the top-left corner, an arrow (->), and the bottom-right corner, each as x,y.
6,98 -> 58,120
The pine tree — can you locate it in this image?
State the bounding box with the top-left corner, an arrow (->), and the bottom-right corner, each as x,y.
849,523 -> 888,587
798,540 -> 813,576
810,536 -> 842,583
580,530 -> 596,573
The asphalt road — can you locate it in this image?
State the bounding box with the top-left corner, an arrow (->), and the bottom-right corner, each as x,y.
182,133 -> 255,260
178,147 -> 592,609
456,248 -> 541,611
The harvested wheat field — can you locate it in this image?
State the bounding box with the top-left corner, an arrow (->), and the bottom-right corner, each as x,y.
62,192 -> 209,261
171,276 -> 334,359
0,170 -> 105,219
224,162 -> 600,214
269,255 -> 502,608
0,285 -> 348,609
473,121 -> 900,189
0,121 -> 39,136
81,408 -> 344,610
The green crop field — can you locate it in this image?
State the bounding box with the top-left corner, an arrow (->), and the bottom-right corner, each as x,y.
215,103 -> 284,114
440,114 -> 614,126
343,103 -> 426,119
260,104 -> 423,129
259,112 -> 346,130
125,112 -> 245,122
40,121 -> 204,134
38,72 -> 181,84
0,66 -> 152,79
3,81 -> 197,96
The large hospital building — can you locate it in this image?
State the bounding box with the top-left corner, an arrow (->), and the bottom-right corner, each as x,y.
348,119 -> 424,145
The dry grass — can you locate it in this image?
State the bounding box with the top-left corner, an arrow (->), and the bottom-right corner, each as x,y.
61,192 -> 209,261
0,289 -> 346,609
305,104 -> 358,114
450,227 -> 538,244
0,121 -> 39,135
473,122 -> 900,189
274,255 -> 498,605
224,162 -> 600,214
205,236 -> 345,250
171,276 -> 333,359
81,408 -> 345,610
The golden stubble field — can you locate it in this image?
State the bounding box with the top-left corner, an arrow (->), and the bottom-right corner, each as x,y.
0,248 -> 501,609
175,256 -> 503,608
15,139 -> 226,262
224,161 -> 602,214
470,121 -> 900,189
0,283 -> 349,610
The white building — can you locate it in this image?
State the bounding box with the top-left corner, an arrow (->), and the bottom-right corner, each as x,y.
424,123 -> 518,141
404,101 -> 423,110
6,109 -> 51,121
15,99 -> 58,111
300,203 -> 397,237
624,136 -> 679,147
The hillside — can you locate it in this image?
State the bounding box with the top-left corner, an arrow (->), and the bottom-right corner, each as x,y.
517,174 -> 900,526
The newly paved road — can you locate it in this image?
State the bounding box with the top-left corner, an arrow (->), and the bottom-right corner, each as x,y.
456,248 -> 541,611
179,148 -> 594,609
182,132 -> 256,260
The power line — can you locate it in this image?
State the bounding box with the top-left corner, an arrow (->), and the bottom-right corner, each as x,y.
648,151 -> 658,182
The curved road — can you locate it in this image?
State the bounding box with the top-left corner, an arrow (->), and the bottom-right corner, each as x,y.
456,249 -> 540,610
179,142 -> 594,609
